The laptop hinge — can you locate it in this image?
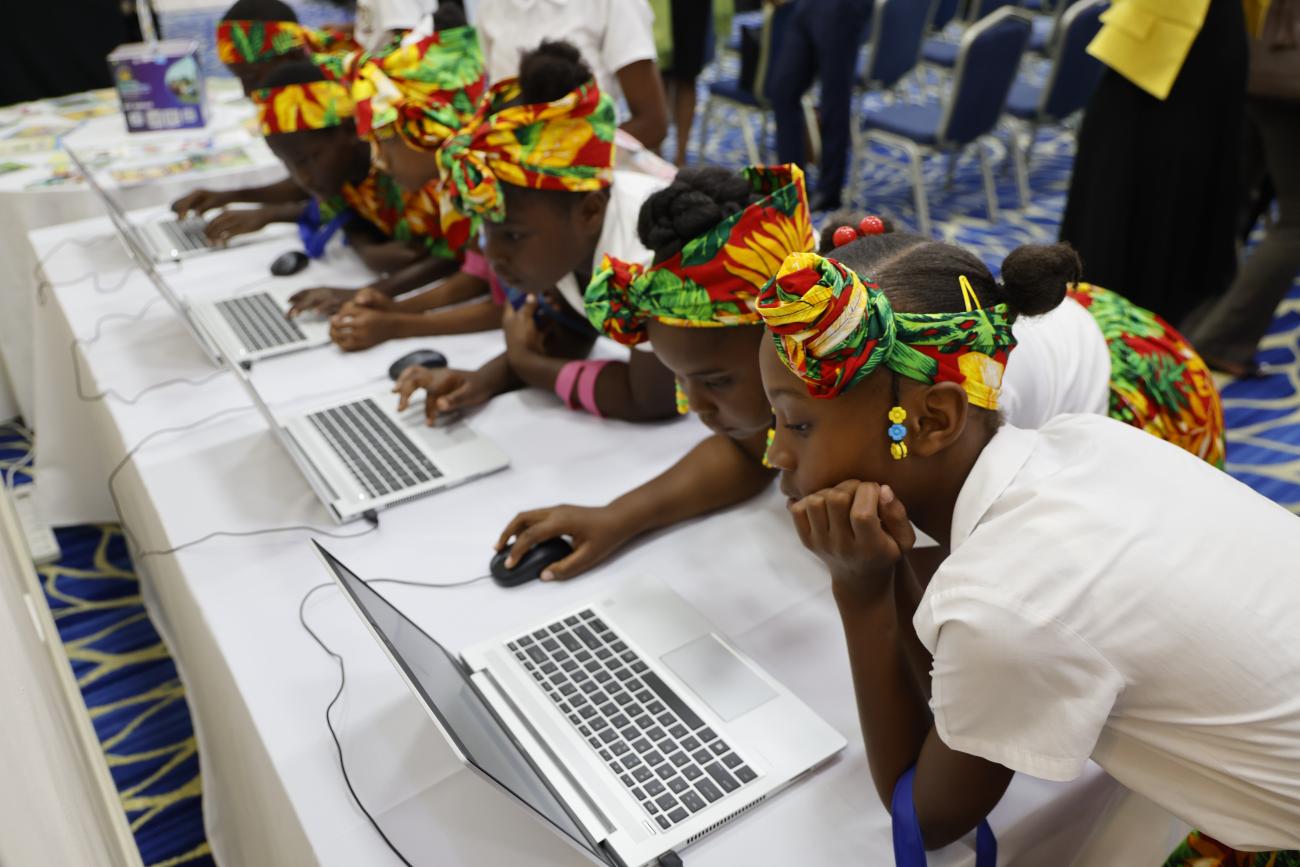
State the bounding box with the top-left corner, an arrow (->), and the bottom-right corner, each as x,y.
468,667 -> 618,860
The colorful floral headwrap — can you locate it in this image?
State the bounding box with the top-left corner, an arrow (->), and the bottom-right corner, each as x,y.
434,76 -> 616,230
217,20 -> 356,65
251,81 -> 355,135
584,164 -> 815,345
756,252 -> 1017,409
343,28 -> 487,148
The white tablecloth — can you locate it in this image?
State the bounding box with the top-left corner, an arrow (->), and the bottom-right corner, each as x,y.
28,210 -> 1184,866
0,82 -> 284,422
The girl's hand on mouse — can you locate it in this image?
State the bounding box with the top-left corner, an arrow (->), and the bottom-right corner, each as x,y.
393,365 -> 492,425
288,287 -> 354,318
329,307 -> 402,351
496,505 -> 632,581
789,480 -> 915,606
204,207 -> 273,245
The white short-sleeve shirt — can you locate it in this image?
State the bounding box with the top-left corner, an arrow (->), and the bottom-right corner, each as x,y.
470,0 -> 657,106
554,169 -> 666,316
1001,296 -> 1112,429
912,415 -> 1300,850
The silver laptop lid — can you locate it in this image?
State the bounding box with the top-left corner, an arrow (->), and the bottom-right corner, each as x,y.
313,542 -> 612,865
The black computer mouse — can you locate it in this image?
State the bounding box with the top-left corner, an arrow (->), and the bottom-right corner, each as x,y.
388,348 -> 448,381
270,250 -> 310,277
490,537 -> 574,587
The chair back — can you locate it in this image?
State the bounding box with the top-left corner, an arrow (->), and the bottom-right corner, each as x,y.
754,1 -> 797,106
938,7 -> 1031,146
965,0 -> 1016,22
1037,0 -> 1106,119
1040,0 -> 1090,53
929,0 -> 963,31
863,0 -> 932,89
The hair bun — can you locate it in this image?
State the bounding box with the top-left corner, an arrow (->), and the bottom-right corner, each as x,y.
432,1 -> 467,30
636,167 -> 758,261
518,40 -> 593,104
998,242 -> 1079,317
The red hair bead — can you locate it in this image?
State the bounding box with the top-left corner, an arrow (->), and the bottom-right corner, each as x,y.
832,225 -> 859,248
859,215 -> 885,235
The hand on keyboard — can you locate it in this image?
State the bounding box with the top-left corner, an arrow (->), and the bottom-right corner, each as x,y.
205,207 -> 274,244
172,187 -> 233,218
496,504 -> 631,581
288,286 -> 354,318
330,307 -> 403,352
393,365 -> 490,426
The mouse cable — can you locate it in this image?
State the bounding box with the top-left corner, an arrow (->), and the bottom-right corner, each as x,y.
105,406 -> 379,560
658,850 -> 684,867
299,573 -> 491,867
33,233 -> 121,304
65,271 -> 281,405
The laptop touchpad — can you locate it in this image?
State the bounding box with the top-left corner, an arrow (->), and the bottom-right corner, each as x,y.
661,635 -> 777,722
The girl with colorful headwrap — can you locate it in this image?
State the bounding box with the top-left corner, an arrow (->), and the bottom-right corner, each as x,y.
493,163 -> 813,580
281,15 -> 490,320
819,216 -> 1227,469
171,0 -> 357,235
393,41 -> 678,424
240,61 -> 444,312
753,245 -> 1300,864
320,23 -> 511,349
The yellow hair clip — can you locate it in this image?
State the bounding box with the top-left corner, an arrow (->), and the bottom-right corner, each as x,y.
958,274 -> 982,313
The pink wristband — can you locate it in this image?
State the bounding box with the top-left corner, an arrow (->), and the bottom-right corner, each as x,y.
461,249 -> 490,280
555,361 -> 583,410
577,360 -> 611,418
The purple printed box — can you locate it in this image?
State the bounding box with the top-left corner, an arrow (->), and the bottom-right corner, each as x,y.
108,39 -> 208,133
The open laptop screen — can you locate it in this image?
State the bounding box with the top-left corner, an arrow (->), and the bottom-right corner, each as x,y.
316,543 -> 608,864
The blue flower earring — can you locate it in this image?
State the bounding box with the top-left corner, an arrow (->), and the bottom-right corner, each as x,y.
887,374 -> 908,461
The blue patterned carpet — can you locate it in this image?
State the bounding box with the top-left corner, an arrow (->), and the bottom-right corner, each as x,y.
2,30 -> 1297,866
1,427 -> 212,867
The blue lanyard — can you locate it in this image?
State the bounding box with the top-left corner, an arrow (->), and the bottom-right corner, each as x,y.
892,766 -> 997,866
297,199 -> 355,260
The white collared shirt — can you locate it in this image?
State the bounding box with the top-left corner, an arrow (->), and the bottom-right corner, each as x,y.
469,0 -> 657,106
555,169 -> 666,317
912,415 -> 1300,850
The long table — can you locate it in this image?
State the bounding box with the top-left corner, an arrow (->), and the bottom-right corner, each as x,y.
0,81 -> 284,421
28,209 -> 1189,865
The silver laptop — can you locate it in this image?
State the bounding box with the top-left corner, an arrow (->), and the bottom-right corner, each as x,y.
229,359 -> 508,522
67,145 -> 239,263
69,146 -> 332,366
314,543 -> 845,866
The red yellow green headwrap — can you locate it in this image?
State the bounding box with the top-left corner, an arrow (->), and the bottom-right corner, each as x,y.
756,252 -> 1017,409
344,28 -> 487,148
217,20 -> 357,65
584,164 -> 816,345
434,77 -> 616,230
251,81 -> 355,135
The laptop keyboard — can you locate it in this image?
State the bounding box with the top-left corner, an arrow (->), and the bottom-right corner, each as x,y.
509,610 -> 756,831
307,398 -> 441,499
214,292 -> 306,353
159,217 -> 214,252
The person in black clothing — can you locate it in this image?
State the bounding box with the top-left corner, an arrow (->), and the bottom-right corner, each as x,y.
767,0 -> 872,212
1059,0 -> 1248,327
